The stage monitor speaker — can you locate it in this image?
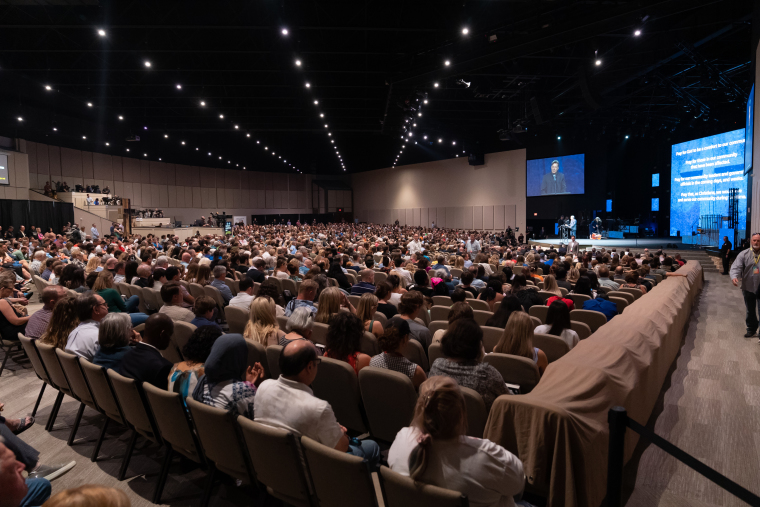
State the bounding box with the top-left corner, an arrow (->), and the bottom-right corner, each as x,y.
468,152 -> 485,166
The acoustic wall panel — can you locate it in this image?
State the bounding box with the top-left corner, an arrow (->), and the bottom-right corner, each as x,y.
167,186 -> 177,208
27,142 -> 37,174
421,208 -> 429,228
473,206 -> 483,230
494,205 -> 505,230
484,205 -> 494,230
48,146 -> 62,176
463,206 -> 473,230
36,143 -> 50,178
82,151 -> 94,180
140,160 -> 151,183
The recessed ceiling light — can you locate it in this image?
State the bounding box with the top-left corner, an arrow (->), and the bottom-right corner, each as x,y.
234,125 -> 239,129
105,142 -> 109,145
144,153 -> 148,157
634,30 -> 641,36
433,82 -> 439,88
256,141 -> 260,144
438,138 -> 442,143
219,156 -> 222,159
97,29 -> 106,37
444,60 -> 451,66
200,101 -> 206,106
208,152 -> 211,155
418,112 -> 422,117
462,27 -> 469,35
324,124 -> 328,128
314,100 -> 318,105
164,134 -> 168,138
264,147 -> 268,150
118,115 -> 123,120
176,84 -> 182,89
595,59 -> 602,66
423,99 -> 428,104
423,136 -> 427,139
246,133 -> 250,137
181,141 -> 185,145
16,117 -> 23,122
305,82 -> 311,88
53,127 -> 57,131
328,132 -> 331,136
82,136 -> 87,139
144,61 -> 151,67
320,113 -> 324,117
219,114 -> 224,119
295,59 -> 302,66
45,85 -> 52,91
87,102 -> 93,107
452,141 -> 456,145
281,28 -> 289,35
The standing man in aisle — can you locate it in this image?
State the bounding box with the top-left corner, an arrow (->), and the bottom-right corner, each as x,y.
90,223 -> 99,241
720,236 -> 732,275
567,236 -> 580,258
731,233 -> 760,337
465,233 -> 480,255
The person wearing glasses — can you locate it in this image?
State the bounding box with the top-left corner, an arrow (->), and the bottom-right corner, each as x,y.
254,338 -> 382,470
65,293 -> 109,360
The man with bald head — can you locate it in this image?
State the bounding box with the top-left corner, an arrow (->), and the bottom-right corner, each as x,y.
25,286 -> 65,339
350,268 -> 376,296
254,339 -> 381,469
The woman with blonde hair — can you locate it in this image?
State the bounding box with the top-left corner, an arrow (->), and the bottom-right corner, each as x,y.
356,293 -> 384,339
388,376 -> 524,504
314,287 -> 344,324
39,296 -> 79,349
243,296 -> 285,346
43,485 -> 131,507
184,262 -> 199,283
493,311 -> 548,374
567,266 -> 580,283
84,256 -> 101,276
195,264 -> 212,286
542,274 -> 562,297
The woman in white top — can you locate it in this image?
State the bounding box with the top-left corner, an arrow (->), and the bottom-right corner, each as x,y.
534,300 -> 579,350
388,377 -> 525,507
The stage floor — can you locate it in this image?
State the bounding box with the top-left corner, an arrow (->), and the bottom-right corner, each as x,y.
529,237 -> 688,250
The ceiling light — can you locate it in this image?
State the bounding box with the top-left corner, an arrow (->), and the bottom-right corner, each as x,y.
87,102 -> 93,107
423,99 -> 428,104
181,141 -> 185,145
423,136 -> 427,139
595,59 -> 602,66
144,153 -> 148,157
219,114 -> 224,119
634,29 -> 641,36
246,133 -> 250,137
256,141 -> 260,144
82,136 -> 87,139
625,135 -> 629,139
45,85 -> 52,91
331,140 -> 334,143
264,147 -> 268,150
295,60 -> 302,66
281,28 -> 289,35
272,152 -> 275,155
279,156 -> 282,159
444,60 -> 451,66
219,156 -> 222,159
234,125 -> 239,129
320,113 -> 324,117
418,112 -> 422,117
433,82 -> 439,88
200,101 -> 206,106
164,134 -> 168,138
314,100 -> 318,105
305,82 -> 311,88
452,141 -> 456,145
208,152 -> 211,155
16,117 -> 23,122
557,136 -> 561,140
176,84 -> 182,89
413,123 -> 417,127
462,27 -> 469,35
144,61 -> 151,67
414,141 -> 417,144
438,138 -> 442,143
97,29 -> 106,37
118,115 -> 123,120
126,148 -> 130,152
53,127 -> 57,131
408,133 -> 412,137
228,161 -> 231,164
328,132 -> 331,136
105,142 -> 109,145
324,124 -> 328,128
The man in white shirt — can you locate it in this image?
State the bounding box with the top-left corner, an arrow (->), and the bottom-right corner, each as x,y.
254,340 -> 381,469
85,194 -> 94,205
158,282 -> 195,323
90,224 -> 99,240
228,278 -> 255,310
66,293 -> 109,360
407,234 -> 423,256
465,234 -> 480,255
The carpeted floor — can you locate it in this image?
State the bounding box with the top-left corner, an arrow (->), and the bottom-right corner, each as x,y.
0,271 -> 757,506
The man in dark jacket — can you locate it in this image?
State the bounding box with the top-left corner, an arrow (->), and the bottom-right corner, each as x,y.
246,258 -> 267,283
118,314 -> 174,389
720,236 -> 732,275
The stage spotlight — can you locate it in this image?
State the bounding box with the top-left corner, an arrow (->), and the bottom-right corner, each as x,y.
118,115 -> 123,120
87,102 -> 93,107
557,136 -> 561,140
595,59 -> 602,66
305,82 -> 311,88
444,60 -> 451,66
45,85 -> 52,91
438,138 -> 442,143
176,84 -> 182,89
200,101 -> 206,106
16,117 -> 22,122
144,61 -> 151,67
281,28 -> 289,35
434,82 -> 439,88
97,29 -> 106,37
295,59 -> 302,66
462,27 -> 469,35
634,29 -> 641,36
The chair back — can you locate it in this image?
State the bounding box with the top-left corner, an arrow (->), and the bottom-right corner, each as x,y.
373,311 -> 388,327
179,280 -> 190,291
237,417 -> 313,507
253,282 -> 261,296
133,286 -> 150,313
171,321 -> 197,357
513,266 -> 523,275
107,369 -> 161,443
245,340 -> 270,379
188,283 -> 206,300
460,386 -> 487,438
18,335 -> 50,384
608,291 -> 634,305
598,285 -> 612,294
467,299 -> 490,312
400,338 -> 429,371
654,274 -> 663,284
428,342 -> 444,366
379,466 -> 468,507
226,306 -> 249,334
530,316 -> 542,328
149,289 -> 164,310
142,383 -> 205,464
532,333 -> 570,363
568,294 -> 591,308
529,305 -> 549,324
428,320 -> 448,335
608,296 -> 628,314
203,285 -> 226,309
79,359 -> 125,425
55,349 -> 97,409
311,356 -> 368,434
559,287 -> 569,297
280,278 -> 298,296
277,315 -> 289,332
302,436 -> 377,507
374,272 -> 387,285
618,286 -> 643,300
269,277 -> 284,295
311,322 -> 329,346
185,396 -> 253,482
432,296 -> 453,307
266,345 -> 283,379
450,268 -> 463,278
32,275 -> 49,293
536,291 -> 554,302
471,310 -> 492,326
345,272 -> 356,284
224,278 -> 239,296
569,309 -> 607,333
347,295 -> 362,308
36,342 -> 72,396
114,282 -> 129,297
430,305 -> 450,322
483,353 -> 541,393
359,331 -> 379,356
481,326 -> 504,353
358,367 -> 417,443
570,320 -> 592,340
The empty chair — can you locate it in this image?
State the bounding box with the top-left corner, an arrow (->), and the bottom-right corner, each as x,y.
400,338 -> 429,371
245,340 -> 270,379
570,320 -> 592,340
529,305 -> 549,324
483,353 -> 541,394
302,435 -> 378,507
358,367 -> 417,443
79,359 -> 129,462
35,341 -> 74,431
266,345 -> 284,379
311,321 -> 330,346
311,356 -> 368,434
608,291 -> 635,305
532,334 -> 571,363
171,321 -> 197,358
107,369 -> 163,481
569,309 -> 608,333
185,397 -> 255,504
379,466 -> 468,507
55,349 -> 101,445
143,383 -> 207,504
432,295 -> 453,307
608,296 -> 628,314
430,305 -> 450,322
567,294 -> 591,308
238,417 -> 314,507
188,283 -> 206,300
17,335 -> 52,417
467,299 -> 490,311
226,306 -> 249,334
618,286 -> 644,300
481,326 -> 503,353
428,320 -> 448,335
471,310 -> 492,326
460,386 -> 487,438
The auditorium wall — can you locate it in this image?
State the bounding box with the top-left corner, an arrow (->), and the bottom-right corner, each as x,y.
350,149 -> 526,231
22,140 -> 354,225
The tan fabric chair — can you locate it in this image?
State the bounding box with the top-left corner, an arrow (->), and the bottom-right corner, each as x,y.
171,321 -> 197,359
428,342 -> 444,366
238,417 -> 314,507
266,345 -> 284,379
188,282 -> 206,300
311,356 -> 368,434
226,306 -> 249,334
430,305 -> 450,322
311,321 -> 329,346
379,466 -> 468,507
428,320 -> 448,335
179,280 -> 190,291
18,335 -> 52,418
35,341 -> 73,431
529,305 -> 549,324
107,369 -> 163,481
400,338 -> 429,371
277,315 -> 289,331
559,287 -> 569,297
530,316 -> 542,328
608,291 -> 634,305
373,311 -> 388,327
570,320 -> 592,340
280,278 -> 298,296
467,299 -> 490,311
224,278 -> 239,296
359,331 -> 380,356
133,286 -> 150,313
450,268 -> 463,278
461,386 -> 487,438
269,277 -> 285,295
432,295 -> 453,307
245,340 -> 270,379
345,272 -> 356,284
374,272 -> 387,285
472,309 -> 493,326
513,266 -> 523,275
536,291 -> 555,303
79,359 -> 129,463
483,353 -> 541,394
608,296 -> 628,314
569,309 -> 608,333
203,285 -> 226,312
302,435 -> 377,507
114,282 -> 129,296
568,294 -> 591,308
253,282 -> 261,296
347,295 -> 362,308
142,383 -> 206,504
597,285 -> 612,294
618,286 -> 643,300
55,349 -> 100,446
532,333 -> 571,363
493,301 -> 501,314
185,397 -> 255,489
32,274 -> 49,293
481,326 -> 504,353
358,367 -> 417,443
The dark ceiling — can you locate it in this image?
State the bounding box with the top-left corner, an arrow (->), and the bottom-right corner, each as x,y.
0,0 -> 754,176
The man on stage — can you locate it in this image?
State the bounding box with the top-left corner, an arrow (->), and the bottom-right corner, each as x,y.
569,215 -> 577,237
541,159 -> 567,195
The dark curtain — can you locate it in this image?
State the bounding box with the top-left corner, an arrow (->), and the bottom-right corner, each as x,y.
0,199 -> 74,234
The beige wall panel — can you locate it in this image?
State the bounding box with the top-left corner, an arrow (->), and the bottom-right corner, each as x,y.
265,190 -> 273,208
61,148 -> 84,178
494,205 -> 505,230
473,206 -> 483,230
463,206 -> 473,230
27,142 -> 37,174
36,143 -> 50,179
165,164 -> 176,186
216,188 -> 226,209
483,205 -> 494,230
140,160 -> 151,183
297,191 -> 307,209
200,167 -> 215,188
182,187 -> 192,208
257,190 -> 265,208
421,208 -> 429,228
93,153 -> 113,181
192,187 -> 202,208
122,157 -> 141,183
149,161 -> 166,185
48,146 -> 62,177
167,186 -> 177,208
225,170 -> 239,189
201,187 -> 216,208
232,189 -> 241,208
263,173 -> 273,191
273,173 -> 288,191
82,151 -> 94,180
111,156 -> 123,182
290,191 -> 299,209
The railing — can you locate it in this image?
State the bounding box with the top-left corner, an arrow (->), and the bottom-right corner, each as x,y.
607,406 -> 760,507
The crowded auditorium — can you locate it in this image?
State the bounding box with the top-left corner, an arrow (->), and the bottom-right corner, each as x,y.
0,2 -> 758,507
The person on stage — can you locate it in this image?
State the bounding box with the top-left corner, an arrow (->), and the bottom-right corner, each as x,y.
569,215 -> 577,237
541,159 -> 567,195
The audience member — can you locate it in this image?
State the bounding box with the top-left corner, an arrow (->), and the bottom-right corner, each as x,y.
510,275 -> 542,312
158,282 -> 195,323
65,293 -> 108,360
395,291 -> 432,349
535,300 -> 579,349
92,313 -> 134,369
92,270 -> 148,326
350,269 -> 376,296
325,311 -> 371,375
281,306 -> 316,348
191,296 -> 221,330
284,279 -> 318,317
357,293 -> 384,339
431,302 -> 473,345
243,296 -> 285,346
24,286 -> 64,339
39,296 -> 79,350
116,313 -> 174,389
541,274 -> 563,297
374,282 -> 399,320
493,311 -> 548,374
209,266 -> 233,304
484,294 -> 523,329
228,277 -> 255,310
43,485 -> 130,507
168,325 -> 223,399
369,317 -> 427,388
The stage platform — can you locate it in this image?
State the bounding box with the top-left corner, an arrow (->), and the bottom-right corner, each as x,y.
529,237 -> 692,250
132,226 -> 224,238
